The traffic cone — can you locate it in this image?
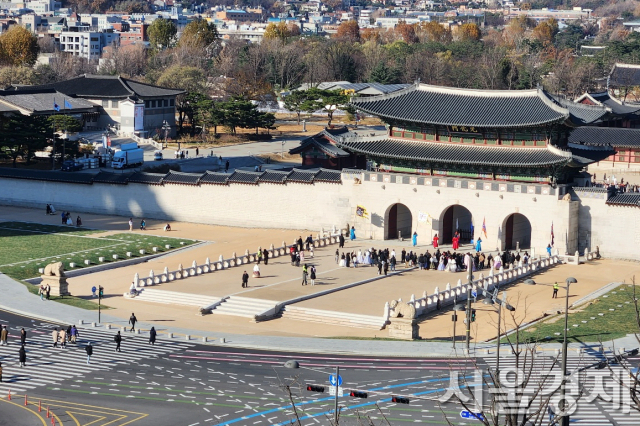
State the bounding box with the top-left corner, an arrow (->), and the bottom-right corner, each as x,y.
39,400 -> 42,412
7,389 -> 10,400
24,394 -> 27,406
46,406 -> 50,418
51,416 -> 55,425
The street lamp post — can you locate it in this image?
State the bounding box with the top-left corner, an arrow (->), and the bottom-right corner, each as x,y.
162,120 -> 170,149
452,303 -> 465,350
524,277 -> 577,426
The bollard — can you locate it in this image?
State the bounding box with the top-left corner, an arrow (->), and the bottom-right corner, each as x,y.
202,336 -> 208,343
78,319 -> 84,325
91,322 -> 96,327
135,328 -> 140,335
46,406 -> 49,418
167,332 -> 173,338
39,400 -> 41,412
185,335 -> 190,341
25,394 -> 27,406
121,327 -> 126,333
7,389 -> 10,400
220,337 -> 226,343
51,416 -> 55,425
106,324 -> 111,329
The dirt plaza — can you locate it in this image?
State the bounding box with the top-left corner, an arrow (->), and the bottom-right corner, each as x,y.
2,206 -> 639,342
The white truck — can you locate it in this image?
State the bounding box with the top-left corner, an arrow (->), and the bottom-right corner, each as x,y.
112,142 -> 144,169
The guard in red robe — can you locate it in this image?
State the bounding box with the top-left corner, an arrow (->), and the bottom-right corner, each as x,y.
452,236 -> 459,250
432,234 -> 439,248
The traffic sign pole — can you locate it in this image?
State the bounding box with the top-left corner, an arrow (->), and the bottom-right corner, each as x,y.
334,366 -> 339,425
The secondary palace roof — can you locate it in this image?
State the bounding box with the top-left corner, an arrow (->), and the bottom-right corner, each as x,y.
350,84 -> 607,128
569,127 -> 640,148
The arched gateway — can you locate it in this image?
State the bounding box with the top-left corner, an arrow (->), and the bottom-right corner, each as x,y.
503,213 -> 532,250
440,205 -> 473,245
385,203 -> 412,239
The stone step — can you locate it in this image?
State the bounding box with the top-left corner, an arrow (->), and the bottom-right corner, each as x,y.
211,296 -> 279,318
282,306 -> 384,330
134,289 -> 221,308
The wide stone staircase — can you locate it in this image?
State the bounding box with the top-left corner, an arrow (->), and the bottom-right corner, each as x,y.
211,296 -> 280,319
134,289 -> 222,308
281,305 -> 386,330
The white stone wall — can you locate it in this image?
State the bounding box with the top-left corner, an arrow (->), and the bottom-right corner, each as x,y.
2,172 -> 638,259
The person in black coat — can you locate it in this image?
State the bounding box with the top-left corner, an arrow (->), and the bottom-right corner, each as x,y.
242,271 -> 249,288
149,327 -> 157,345
263,249 -> 269,265
85,343 -> 93,364
20,328 -> 26,345
18,345 -> 26,367
114,331 -> 122,352
339,234 -> 345,248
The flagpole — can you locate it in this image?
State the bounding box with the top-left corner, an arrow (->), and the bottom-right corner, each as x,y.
62,98 -> 66,162
52,97 -> 56,170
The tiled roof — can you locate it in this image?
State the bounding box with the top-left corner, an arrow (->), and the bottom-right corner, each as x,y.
606,193 -> 640,207
314,168 -> 342,183
289,135 -> 350,157
569,126 -> 640,148
228,170 -> 263,184
92,171 -> 132,185
0,168 -> 94,184
259,170 -> 291,183
350,84 -> 569,128
127,172 -> 165,185
287,169 -> 318,183
554,97 -> 610,125
0,89 -> 95,113
576,92 -> 640,115
567,144 -> 616,167
335,136 -> 572,167
30,75 -> 184,99
163,171 -> 201,185
609,63 -> 640,88
200,171 -> 229,185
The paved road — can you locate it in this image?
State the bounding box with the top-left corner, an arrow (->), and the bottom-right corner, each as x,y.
1,308 -> 638,425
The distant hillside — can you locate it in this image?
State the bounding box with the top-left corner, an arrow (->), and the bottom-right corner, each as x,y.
61,0 -> 152,14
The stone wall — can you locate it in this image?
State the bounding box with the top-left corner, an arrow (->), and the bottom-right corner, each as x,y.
0,170 -> 637,260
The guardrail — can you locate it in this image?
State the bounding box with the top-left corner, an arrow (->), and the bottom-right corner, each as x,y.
383,255 -> 561,324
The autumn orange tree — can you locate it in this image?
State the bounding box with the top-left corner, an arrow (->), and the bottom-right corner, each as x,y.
0,26 -> 39,67
418,21 -> 452,43
457,23 -> 481,41
335,20 -> 361,43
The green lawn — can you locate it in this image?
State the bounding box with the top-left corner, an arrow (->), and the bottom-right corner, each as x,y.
0,221 -> 196,280
509,284 -> 639,344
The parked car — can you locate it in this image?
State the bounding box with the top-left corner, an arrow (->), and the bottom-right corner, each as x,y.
154,151 -> 163,161
61,160 -> 84,172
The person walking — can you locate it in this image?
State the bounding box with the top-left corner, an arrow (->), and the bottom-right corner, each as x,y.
59,328 -> 66,348
339,234 -> 345,248
149,327 -> 157,345
39,285 -> 45,301
114,331 -> 122,352
225,160 -> 230,172
242,271 -> 249,288
85,343 -> 93,364
263,249 -> 269,265
140,219 -> 146,231
301,264 -> 308,286
20,328 -> 26,346
52,328 -> 59,348
129,313 -> 137,332
70,325 -> 78,344
45,284 -> 50,300
552,282 -> 559,299
350,226 -> 356,241
66,325 -> 72,343
18,345 -> 26,367
310,265 -> 316,286
0,325 -> 7,346
128,218 -> 133,231
412,232 -> 418,247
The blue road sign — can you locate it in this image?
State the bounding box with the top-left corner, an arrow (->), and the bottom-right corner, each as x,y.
329,375 -> 343,386
460,410 -> 485,421
471,290 -> 477,299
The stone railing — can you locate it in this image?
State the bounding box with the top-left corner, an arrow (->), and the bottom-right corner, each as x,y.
382,255 -> 561,323
126,233 -> 341,292
557,247 -> 600,265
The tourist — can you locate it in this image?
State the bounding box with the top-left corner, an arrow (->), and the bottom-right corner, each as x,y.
70,325 -> 78,343
18,345 -> 26,367
301,264 -> 308,285
39,285 -> 45,301
76,216 -> 82,226
20,328 -> 26,345
85,343 -> 93,364
128,218 -> 133,231
114,331 -> 122,352
476,238 -> 482,252
66,325 -> 72,343
140,219 -> 146,230
0,361 -> 3,382
256,249 -> 262,264
339,234 -> 345,248
310,265 -> 316,286
339,253 -> 346,267
297,236 -> 304,252
305,235 -> 313,251
195,147 -> 199,157
547,244 -> 552,257
383,260 -> 389,276
309,245 -> 314,258
59,328 -> 66,348
46,204 -> 51,215
350,226 -> 356,241
61,211 -> 66,224
300,249 -> 305,264
263,249 -> 269,265
390,255 -> 396,271
253,263 -> 260,278
0,325 -> 7,345
164,223 -> 171,231
412,232 -> 418,247
452,234 -> 459,250
225,160 -> 230,172
345,252 -> 351,268
552,282 -> 559,299
433,234 -> 439,248
377,260 -> 383,275
242,270 -> 249,288
149,327 -> 157,345
52,328 -> 58,348
49,204 -> 56,215
129,313 -> 137,332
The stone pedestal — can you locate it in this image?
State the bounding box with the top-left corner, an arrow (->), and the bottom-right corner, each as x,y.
40,275 -> 70,296
387,317 -> 419,340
